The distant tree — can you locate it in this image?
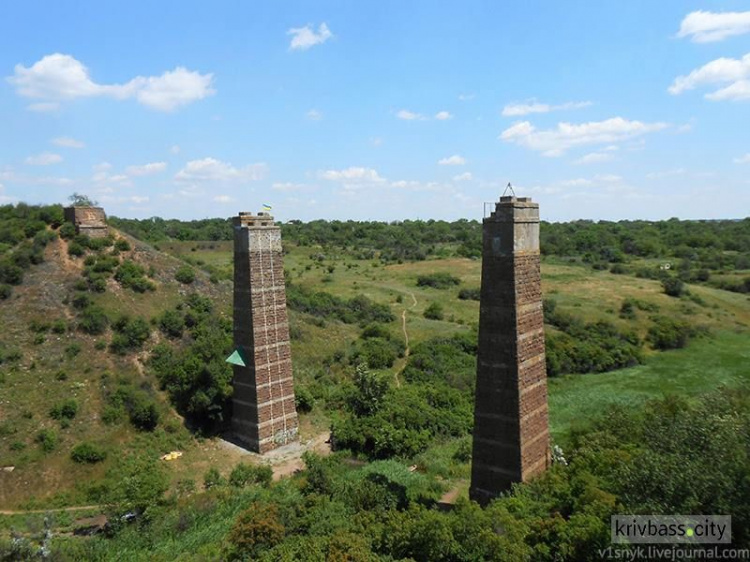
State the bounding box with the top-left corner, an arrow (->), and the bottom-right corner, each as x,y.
68,193 -> 98,206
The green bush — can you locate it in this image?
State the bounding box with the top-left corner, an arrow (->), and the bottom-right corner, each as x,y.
0,284 -> 11,300
229,462 -> 273,487
50,399 -> 78,421
203,467 -> 225,489
36,429 -> 58,452
68,241 -> 86,257
157,309 -> 185,338
175,265 -> 196,284
416,272 -> 461,289
228,502 -> 285,559
115,259 -> 155,292
110,315 -> 151,354
58,222 -> 76,240
423,302 -> 444,320
71,442 -> 107,464
295,386 -> 314,413
78,305 -> 109,335
114,238 -> 131,252
662,276 -> 686,297
457,287 -> 481,300
647,316 -> 695,350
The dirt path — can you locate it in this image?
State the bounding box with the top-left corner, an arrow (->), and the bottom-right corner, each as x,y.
394,292 -> 418,388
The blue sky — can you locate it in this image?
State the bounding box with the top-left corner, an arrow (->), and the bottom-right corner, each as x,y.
1,1 -> 749,222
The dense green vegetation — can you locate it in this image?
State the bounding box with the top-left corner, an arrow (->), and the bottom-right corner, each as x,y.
6,387 -> 749,560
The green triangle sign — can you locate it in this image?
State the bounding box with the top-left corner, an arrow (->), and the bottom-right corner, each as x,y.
225,349 -> 246,367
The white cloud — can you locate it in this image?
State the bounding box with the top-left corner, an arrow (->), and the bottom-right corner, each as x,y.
501,117 -> 668,157
306,109 -> 323,121
170,145 -> 181,155
134,67 -> 215,111
25,152 -> 63,166
213,195 -> 233,203
560,178 -> 593,187
93,162 -> 112,173
501,100 -> 592,117
7,53 -> 215,112
646,168 -> 685,179
320,167 -> 384,182
435,111 -> 452,120
573,152 -> 615,165
126,162 -> 167,176
175,158 -> 267,182
52,136 -> 84,148
288,23 -> 333,51
734,153 -> 750,164
438,154 -> 466,166
453,172 -> 473,181
27,102 -> 59,112
669,53 -> 750,101
677,10 -> 750,43
396,109 -> 426,121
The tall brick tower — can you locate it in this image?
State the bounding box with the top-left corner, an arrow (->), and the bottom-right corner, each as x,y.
470,195 -> 550,505
231,211 -> 298,453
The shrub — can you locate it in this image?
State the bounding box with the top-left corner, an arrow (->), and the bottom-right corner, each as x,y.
229,462 -> 273,488
129,401 -> 160,431
115,260 -> 155,292
0,284 -> 11,300
619,299 -> 636,320
51,319 -> 67,334
50,399 -> 78,421
647,317 -> 695,350
295,386 -> 314,413
68,242 -> 86,257
457,287 -> 481,301
228,502 -> 285,559
662,277 -> 686,298
423,302 -> 444,320
0,261 -> 24,285
110,315 -> 150,354
114,238 -> 131,252
203,467 -> 225,489
65,343 -> 82,358
78,305 -> 109,335
157,309 -> 185,338
58,223 -> 77,240
36,429 -> 58,452
175,265 -> 196,284
71,442 -> 107,464
416,272 -> 461,289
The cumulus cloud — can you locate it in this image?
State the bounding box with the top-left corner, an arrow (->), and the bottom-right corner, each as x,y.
126,162 -> 167,176
435,111 -> 452,120
288,23 -> 332,51
213,195 -> 233,203
500,117 -> 668,157
175,158 -> 267,182
646,168 -> 685,179
52,136 -> 84,148
453,172 -> 473,181
25,152 -> 62,166
501,100 -> 592,117
396,109 -> 426,121
438,154 -> 466,166
669,53 -> 750,101
572,152 -> 615,165
306,109 -> 323,121
320,167 -> 384,182
734,153 -> 750,164
7,53 -> 215,112
677,10 -> 750,43
27,102 -> 60,112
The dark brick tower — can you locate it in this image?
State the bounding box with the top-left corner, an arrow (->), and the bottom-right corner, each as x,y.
470,195 -> 550,505
231,211 -> 298,453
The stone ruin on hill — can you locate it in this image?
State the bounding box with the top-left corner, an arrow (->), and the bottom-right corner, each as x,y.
63,205 -> 109,238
